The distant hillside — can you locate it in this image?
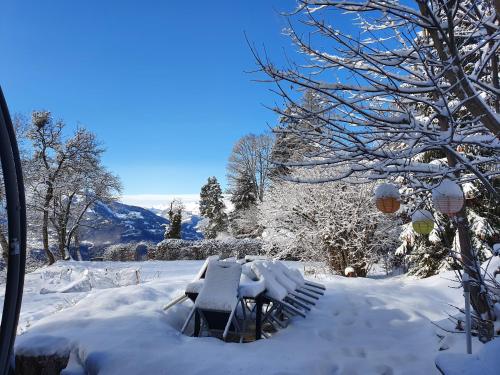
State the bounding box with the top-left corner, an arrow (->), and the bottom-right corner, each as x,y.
75,201 -> 203,259
25,200 -> 204,262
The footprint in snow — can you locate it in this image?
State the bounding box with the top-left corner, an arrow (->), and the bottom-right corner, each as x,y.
318,329 -> 335,342
375,364 -> 394,375
341,347 -> 367,359
354,348 -> 367,358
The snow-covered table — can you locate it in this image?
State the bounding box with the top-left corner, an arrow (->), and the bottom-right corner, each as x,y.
185,275 -> 266,339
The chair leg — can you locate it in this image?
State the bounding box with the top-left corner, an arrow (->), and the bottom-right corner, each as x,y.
223,307 -> 237,341
181,306 -> 196,335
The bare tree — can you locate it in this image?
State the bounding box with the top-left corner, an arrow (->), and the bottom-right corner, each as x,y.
252,0 -> 499,319
50,167 -> 121,260
227,133 -> 274,202
260,168 -> 399,276
26,111 -> 120,263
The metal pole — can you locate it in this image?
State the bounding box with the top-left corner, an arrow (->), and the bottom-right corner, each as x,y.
463,273 -> 472,355
0,86 -> 27,375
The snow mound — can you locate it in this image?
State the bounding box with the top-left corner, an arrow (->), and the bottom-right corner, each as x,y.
436,339 -> 500,375
374,183 -> 400,198
432,179 -> 463,198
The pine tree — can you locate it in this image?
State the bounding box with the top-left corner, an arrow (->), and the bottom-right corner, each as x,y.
165,201 -> 182,239
199,177 -> 228,239
270,89 -> 325,177
397,150 -> 499,278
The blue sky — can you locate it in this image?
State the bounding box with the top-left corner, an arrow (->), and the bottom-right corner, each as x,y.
0,0 -> 296,196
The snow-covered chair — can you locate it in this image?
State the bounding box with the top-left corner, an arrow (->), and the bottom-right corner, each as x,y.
273,261 -> 325,294
163,255 -> 220,311
244,255 -> 268,263
181,260 -> 243,341
264,262 -> 317,307
251,261 -> 307,321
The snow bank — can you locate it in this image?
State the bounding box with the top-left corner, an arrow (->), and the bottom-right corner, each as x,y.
436,339 -> 500,375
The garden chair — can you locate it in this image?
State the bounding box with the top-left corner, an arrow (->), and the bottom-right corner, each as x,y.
181,260 -> 244,341
251,261 -> 307,319
273,260 -> 325,294
264,262 -> 318,306
163,255 -> 220,311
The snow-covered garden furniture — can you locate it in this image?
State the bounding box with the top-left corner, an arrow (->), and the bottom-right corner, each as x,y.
181,260 -> 244,341
163,255 -> 220,311
272,260 -> 325,293
251,262 -> 307,323
264,262 -> 318,306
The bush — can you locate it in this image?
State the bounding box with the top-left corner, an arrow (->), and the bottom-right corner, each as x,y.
152,238 -> 263,261
103,242 -> 155,261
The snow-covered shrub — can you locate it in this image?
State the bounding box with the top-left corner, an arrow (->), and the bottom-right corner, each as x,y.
153,238 -> 263,261
260,169 -> 400,276
103,242 -> 155,261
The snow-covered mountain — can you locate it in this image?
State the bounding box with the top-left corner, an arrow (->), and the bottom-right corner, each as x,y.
75,201 -> 203,259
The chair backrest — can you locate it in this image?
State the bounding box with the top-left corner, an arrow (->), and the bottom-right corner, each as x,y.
241,262 -> 259,281
244,255 -> 267,263
195,261 -> 242,312
193,255 -> 220,281
251,261 -> 288,301
273,260 -> 305,286
265,262 -> 297,292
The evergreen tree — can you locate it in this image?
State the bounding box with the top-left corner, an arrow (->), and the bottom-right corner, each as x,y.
165,201 -> 182,239
396,150 -> 499,277
230,172 -> 257,210
270,89 -> 325,177
199,177 -> 228,239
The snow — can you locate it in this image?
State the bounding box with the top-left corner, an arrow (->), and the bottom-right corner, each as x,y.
435,339 -> 500,375
344,266 -> 355,276
264,262 -> 298,292
432,179 -> 464,198
374,183 -> 400,199
194,261 -> 241,311
3,260 -> 497,374
238,274 -> 266,298
493,243 -> 500,256
251,261 -> 289,301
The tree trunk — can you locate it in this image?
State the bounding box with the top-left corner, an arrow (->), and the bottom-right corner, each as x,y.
73,229 -> 82,261
454,210 -> 493,319
437,115 -> 495,319
42,187 -> 56,265
58,228 -> 67,260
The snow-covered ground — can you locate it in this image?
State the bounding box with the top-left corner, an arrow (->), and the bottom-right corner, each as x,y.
1,260 -> 496,374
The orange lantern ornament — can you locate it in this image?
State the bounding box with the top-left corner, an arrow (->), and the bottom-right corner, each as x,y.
432,179 -> 464,215
374,183 -> 401,214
